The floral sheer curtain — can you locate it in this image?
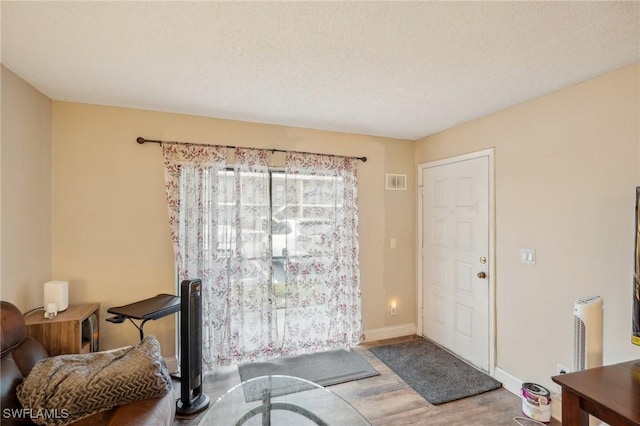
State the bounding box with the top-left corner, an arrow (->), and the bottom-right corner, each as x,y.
163,143 -> 362,369
218,148 -> 276,366
162,142 -> 226,299
280,152 -> 363,354
163,143 -> 276,370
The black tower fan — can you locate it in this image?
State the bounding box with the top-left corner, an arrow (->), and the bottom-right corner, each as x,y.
176,279 -> 210,415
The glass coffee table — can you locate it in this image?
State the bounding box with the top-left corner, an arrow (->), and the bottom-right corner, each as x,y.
199,375 -> 370,425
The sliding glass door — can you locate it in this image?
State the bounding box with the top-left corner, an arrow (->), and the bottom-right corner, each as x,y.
164,142 -> 361,369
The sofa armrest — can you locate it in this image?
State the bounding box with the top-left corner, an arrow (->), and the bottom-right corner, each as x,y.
73,392 -> 176,426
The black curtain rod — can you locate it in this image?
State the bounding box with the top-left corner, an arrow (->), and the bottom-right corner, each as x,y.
136,137 -> 367,162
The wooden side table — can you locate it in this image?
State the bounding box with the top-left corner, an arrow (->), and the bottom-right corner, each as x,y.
551,359 -> 640,426
24,303 -> 99,356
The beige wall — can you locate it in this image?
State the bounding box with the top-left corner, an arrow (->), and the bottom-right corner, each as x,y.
1,66 -> 52,309
416,63 -> 640,392
10,59 -> 637,390
51,103 -> 416,357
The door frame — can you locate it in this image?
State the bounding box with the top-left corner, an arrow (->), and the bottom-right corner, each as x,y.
417,148 -> 496,376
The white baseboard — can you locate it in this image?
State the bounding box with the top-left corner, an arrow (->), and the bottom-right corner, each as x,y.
364,323 -> 416,342
163,324 -> 415,372
494,366 -> 562,423
494,367 -> 522,396
164,356 -> 178,374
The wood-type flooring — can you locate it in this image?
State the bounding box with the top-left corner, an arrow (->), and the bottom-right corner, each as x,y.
173,335 -> 561,426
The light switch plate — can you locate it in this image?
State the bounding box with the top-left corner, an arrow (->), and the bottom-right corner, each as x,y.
520,248 -> 536,264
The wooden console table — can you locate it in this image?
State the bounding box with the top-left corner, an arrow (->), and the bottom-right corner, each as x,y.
24,303 -> 99,356
551,359 -> 640,426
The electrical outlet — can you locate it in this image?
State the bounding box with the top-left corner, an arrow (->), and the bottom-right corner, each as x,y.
556,363 -> 569,375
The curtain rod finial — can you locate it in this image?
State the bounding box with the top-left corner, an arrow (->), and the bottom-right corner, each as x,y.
136,137 -> 146,144
361,157 -> 367,162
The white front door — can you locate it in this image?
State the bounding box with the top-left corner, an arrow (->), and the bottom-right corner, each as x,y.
420,152 -> 491,371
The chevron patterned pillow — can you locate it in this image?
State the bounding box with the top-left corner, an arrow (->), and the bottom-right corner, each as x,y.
17,335 -> 171,426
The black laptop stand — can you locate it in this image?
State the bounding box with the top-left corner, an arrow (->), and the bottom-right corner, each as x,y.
106,293 -> 181,341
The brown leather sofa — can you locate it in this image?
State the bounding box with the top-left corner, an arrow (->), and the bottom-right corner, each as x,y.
0,301 -> 176,425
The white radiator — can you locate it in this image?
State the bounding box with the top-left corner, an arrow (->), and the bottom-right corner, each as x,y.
573,296 -> 603,372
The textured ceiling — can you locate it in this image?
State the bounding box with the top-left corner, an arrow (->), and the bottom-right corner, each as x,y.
2,1 -> 639,140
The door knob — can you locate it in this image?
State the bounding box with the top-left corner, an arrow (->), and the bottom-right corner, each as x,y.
477,271 -> 487,279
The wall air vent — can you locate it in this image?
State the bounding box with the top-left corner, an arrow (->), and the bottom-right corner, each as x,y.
386,174 -> 407,191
